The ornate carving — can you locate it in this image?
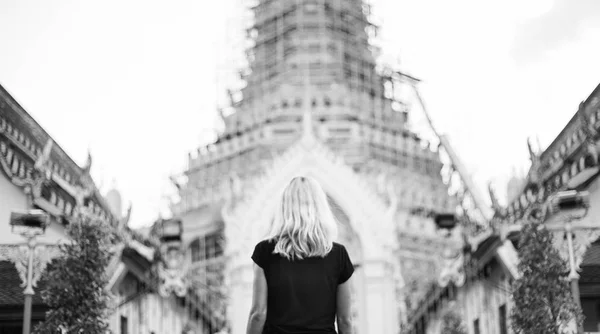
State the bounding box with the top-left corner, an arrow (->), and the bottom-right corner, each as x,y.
520,198 -> 548,226
519,196 -> 599,274
0,245 -> 28,286
3,138 -> 55,204
527,137 -> 542,186
488,182 -> 501,212
31,245 -> 61,287
158,247 -> 188,297
82,151 -> 92,175
438,248 -> 466,288
0,244 -> 61,289
158,262 -> 188,297
552,228 -> 600,271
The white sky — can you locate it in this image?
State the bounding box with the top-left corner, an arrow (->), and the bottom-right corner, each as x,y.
1,0 -> 599,227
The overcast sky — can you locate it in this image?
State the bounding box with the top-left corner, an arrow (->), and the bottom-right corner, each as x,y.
1,0 -> 599,227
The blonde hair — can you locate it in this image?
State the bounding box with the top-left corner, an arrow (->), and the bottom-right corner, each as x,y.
270,176 -> 338,260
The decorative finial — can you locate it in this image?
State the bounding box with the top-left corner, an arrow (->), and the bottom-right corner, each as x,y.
526,137 -> 544,190
82,150 -> 93,174
119,202 -> 132,229
488,182 -> 501,211
527,137 -> 538,163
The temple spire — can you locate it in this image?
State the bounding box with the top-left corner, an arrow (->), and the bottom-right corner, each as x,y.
233,0 -> 383,130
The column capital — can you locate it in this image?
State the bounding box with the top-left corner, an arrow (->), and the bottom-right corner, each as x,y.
0,244 -> 60,291
552,228 -> 600,270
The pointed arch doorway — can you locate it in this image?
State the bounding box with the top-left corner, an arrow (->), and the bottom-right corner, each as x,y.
224,159 -> 401,334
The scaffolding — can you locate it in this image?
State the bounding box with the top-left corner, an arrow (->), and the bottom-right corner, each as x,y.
233,0 -> 388,122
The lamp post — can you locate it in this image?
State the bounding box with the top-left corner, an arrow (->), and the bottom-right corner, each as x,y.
434,212 -> 465,288
9,209 -> 50,334
157,218 -> 189,298
433,212 -> 470,333
546,190 -> 591,334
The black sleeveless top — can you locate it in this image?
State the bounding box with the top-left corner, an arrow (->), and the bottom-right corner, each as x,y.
251,239 -> 354,334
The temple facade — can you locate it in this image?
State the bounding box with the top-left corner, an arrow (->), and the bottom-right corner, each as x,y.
403,83 -> 600,334
0,85 -> 201,334
495,83 -> 600,333
172,1 -> 461,333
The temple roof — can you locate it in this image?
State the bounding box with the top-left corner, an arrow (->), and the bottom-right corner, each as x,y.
540,83 -> 600,164
497,82 -> 600,224
582,240 -> 600,266
0,83 -> 118,225
0,84 -> 85,185
581,240 -> 600,287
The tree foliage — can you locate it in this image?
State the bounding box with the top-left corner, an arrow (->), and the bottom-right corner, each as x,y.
510,221 -> 583,334
35,215 -> 116,334
441,309 -> 467,334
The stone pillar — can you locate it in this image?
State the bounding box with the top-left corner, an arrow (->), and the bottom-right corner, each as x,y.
363,260 -> 399,334
353,265 -> 369,334
228,263 -> 253,334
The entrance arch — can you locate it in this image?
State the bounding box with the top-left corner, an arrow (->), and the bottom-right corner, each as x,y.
223,141 -> 401,334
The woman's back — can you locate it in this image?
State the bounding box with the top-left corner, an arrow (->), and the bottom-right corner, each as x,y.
252,239 -> 354,334
245,176 -> 356,334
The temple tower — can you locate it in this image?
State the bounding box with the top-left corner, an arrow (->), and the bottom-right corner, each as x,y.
172,1 -> 459,333
221,0 -> 407,163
